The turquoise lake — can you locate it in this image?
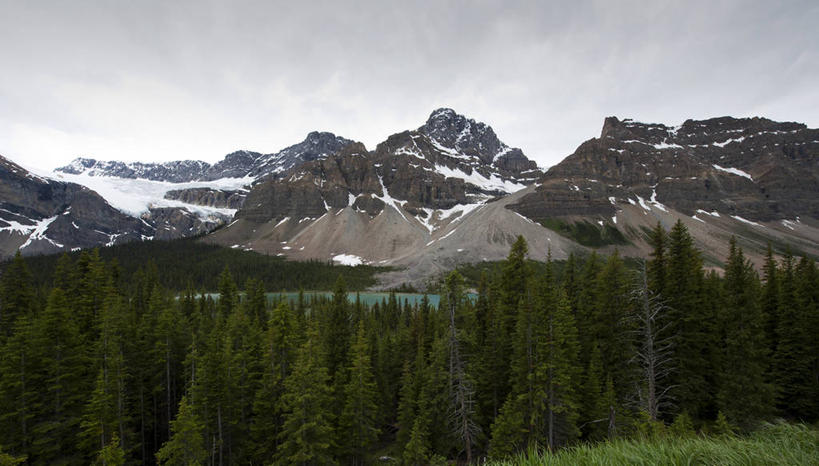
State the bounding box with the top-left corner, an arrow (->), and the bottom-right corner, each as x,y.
197,292 -> 479,308
267,292 -> 441,307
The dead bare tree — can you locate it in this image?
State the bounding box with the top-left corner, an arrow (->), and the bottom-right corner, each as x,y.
630,262 -> 676,421
445,272 -> 480,464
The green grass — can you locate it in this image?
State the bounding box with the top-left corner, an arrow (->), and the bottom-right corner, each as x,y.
489,422 -> 819,465
540,218 -> 630,248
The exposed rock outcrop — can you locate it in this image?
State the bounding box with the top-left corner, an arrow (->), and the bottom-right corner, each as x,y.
510,116 -> 819,222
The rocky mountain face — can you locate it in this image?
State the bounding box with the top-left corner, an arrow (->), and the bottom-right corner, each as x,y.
207,108 -> 551,284
509,116 -> 819,222
0,155 -> 153,257
236,108 -> 541,224
499,116 -> 819,274
56,132 -> 354,182
43,132 -> 353,248
210,113 -> 818,287
4,109 -> 817,289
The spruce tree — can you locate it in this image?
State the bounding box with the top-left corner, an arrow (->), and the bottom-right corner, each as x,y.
666,220 -> 713,421
277,324 -> 335,465
489,257 -> 580,455
776,256 -> 819,420
396,354 -> 422,450
81,285 -> 131,460
29,288 -> 90,463
538,286 -> 580,449
717,237 -> 773,429
251,302 -> 297,462
224,294 -> 265,463
0,314 -> 36,456
339,322 -> 379,465
0,251 -> 35,340
217,266 -> 239,318
591,252 -> 634,403
155,396 -> 207,466
579,344 -> 607,441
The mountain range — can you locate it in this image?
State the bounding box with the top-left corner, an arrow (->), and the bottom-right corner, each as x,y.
2,108 -> 817,287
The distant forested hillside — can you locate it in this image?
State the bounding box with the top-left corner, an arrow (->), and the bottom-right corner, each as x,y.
0,237 -> 386,292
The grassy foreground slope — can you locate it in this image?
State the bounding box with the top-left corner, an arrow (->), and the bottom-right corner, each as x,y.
490,423 -> 819,466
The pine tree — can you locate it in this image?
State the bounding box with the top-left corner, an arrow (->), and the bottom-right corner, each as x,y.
403,409 -> 433,466
29,288 -> 90,463
224,294 -> 265,463
576,252 -> 603,361
97,434 -> 126,466
717,237 -> 773,429
326,275 -> 350,381
396,355 -> 421,450
243,278 -> 267,327
339,322 -> 379,465
80,283 -> 131,459
489,257 -> 580,455
217,266 -> 239,318
666,220 -> 713,421
479,237 -> 530,436
156,396 -> 207,466
761,244 -> 780,354
578,344 -> 607,441
421,335 -> 456,458
190,317 -> 231,465
487,394 -> 526,459
0,314 -> 36,456
74,249 -> 109,339
251,301 -> 297,462
776,256 -> 819,420
538,285 -> 580,449
277,324 -> 335,465
591,252 -> 634,404
795,258 -> 819,420
0,251 -> 35,340
149,287 -> 189,448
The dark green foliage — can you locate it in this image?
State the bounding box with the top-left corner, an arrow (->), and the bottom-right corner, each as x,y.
339,323 -> 379,465
250,302 -> 297,462
156,396 -> 207,466
0,251 -> 35,339
665,220 -> 716,421
277,324 -> 336,465
0,230 -> 817,464
718,238 -> 774,430
774,254 -> 819,420
539,218 -> 629,247
1,238 -> 385,292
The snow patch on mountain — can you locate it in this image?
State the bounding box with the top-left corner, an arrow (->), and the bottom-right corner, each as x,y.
434,164 -> 525,193
52,172 -> 249,218
332,254 -> 365,266
19,215 -> 61,249
713,164 -> 753,181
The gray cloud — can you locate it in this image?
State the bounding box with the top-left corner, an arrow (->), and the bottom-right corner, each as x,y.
0,0 -> 816,170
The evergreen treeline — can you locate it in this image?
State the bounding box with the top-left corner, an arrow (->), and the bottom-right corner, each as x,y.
0,220 -> 817,465
0,237 -> 384,293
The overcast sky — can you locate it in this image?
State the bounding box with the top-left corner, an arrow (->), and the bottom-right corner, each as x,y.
1,0 -> 817,171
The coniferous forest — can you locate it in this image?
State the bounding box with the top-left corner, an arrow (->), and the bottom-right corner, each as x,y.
0,220 -> 818,465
